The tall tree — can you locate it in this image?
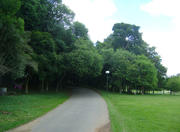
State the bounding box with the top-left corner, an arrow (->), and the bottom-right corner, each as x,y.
0,0 -> 35,83
17,0 -> 74,32
109,49 -> 136,93
112,23 -> 144,54
71,21 -> 88,39
64,39 -> 103,85
29,31 -> 56,91
146,46 -> 167,90
134,55 -> 158,94
166,75 -> 180,94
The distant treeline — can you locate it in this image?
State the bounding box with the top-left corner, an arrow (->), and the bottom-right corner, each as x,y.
0,0 -> 179,94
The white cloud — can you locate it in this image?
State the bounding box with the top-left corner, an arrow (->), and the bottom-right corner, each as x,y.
63,0 -> 117,42
140,0 -> 180,29
142,29 -> 180,76
141,0 -> 180,76
140,0 -> 180,17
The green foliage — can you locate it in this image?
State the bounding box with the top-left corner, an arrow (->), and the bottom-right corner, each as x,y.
51,24 -> 75,53
30,31 -> 55,54
112,23 -> 144,54
166,75 -> 180,92
29,31 -> 56,82
52,3 -> 75,27
0,0 -> 167,93
135,55 -> 158,89
146,46 -> 167,89
72,21 -> 88,39
96,22 -> 166,93
0,0 -> 35,80
17,0 -> 74,31
100,48 -> 158,93
0,0 -> 21,15
64,39 -> 103,78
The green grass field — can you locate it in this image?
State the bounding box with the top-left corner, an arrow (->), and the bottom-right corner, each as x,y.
0,92 -> 68,132
101,91 -> 180,132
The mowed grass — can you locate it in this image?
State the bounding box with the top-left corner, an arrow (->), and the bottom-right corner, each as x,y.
101,91 -> 180,132
0,92 -> 68,132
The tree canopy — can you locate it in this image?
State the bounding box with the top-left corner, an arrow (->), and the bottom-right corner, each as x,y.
1,0 -> 173,94
166,75 -> 180,93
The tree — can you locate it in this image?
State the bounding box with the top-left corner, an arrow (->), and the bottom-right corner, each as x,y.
0,0 -> 167,94
17,0 -> 74,32
96,22 -> 166,94
98,47 -> 158,94
64,39 -> 103,85
111,23 -> 144,54
109,49 -> 136,93
146,46 -> 167,90
29,31 -> 56,91
0,0 -> 36,86
71,21 -> 88,39
51,24 -> 75,53
0,54 -> 11,77
54,54 -> 66,91
0,0 -> 23,79
166,75 -> 180,94
0,0 -> 21,16
24,50 -> 38,94
134,55 -> 158,94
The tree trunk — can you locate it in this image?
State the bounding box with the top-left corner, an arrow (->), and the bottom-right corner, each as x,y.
25,77 -> 29,94
170,90 -> 172,95
0,26 -> 8,44
46,81 -> 49,92
144,89 -> 146,94
60,73 -> 66,90
113,87 -> 115,92
127,86 -> 132,94
142,87 -> 144,95
56,81 -> 59,92
135,89 -> 137,95
138,89 -> 140,94
41,80 -> 44,92
119,87 -> 122,94
153,90 -> 155,94
125,85 -> 127,93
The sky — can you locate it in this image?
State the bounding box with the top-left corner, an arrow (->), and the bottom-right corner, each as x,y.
63,0 -> 180,76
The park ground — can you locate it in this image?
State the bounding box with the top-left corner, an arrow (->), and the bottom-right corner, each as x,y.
0,92 -> 68,132
0,88 -> 109,132
1,89 -> 180,132
101,91 -> 180,132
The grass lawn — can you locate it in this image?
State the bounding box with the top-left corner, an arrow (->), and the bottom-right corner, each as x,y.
101,91 -> 180,132
0,92 -> 68,132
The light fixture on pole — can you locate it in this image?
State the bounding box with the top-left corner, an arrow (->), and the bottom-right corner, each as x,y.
125,37 -> 129,41
105,70 -> 110,91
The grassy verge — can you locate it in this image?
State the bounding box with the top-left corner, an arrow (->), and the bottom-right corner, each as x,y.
101,91 -> 180,132
0,92 -> 68,132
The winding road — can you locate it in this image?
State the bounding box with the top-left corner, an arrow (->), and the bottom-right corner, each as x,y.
7,88 -> 110,132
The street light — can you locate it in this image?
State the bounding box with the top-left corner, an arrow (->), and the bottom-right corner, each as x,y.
105,70 -> 110,91
125,37 -> 129,41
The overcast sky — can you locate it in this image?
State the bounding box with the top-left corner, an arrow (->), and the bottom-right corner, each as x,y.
63,0 -> 180,76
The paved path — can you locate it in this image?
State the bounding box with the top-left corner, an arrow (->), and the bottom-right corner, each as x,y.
7,88 -> 109,132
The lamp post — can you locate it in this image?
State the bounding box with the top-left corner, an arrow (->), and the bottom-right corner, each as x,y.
105,70 -> 110,91
125,37 -> 129,41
